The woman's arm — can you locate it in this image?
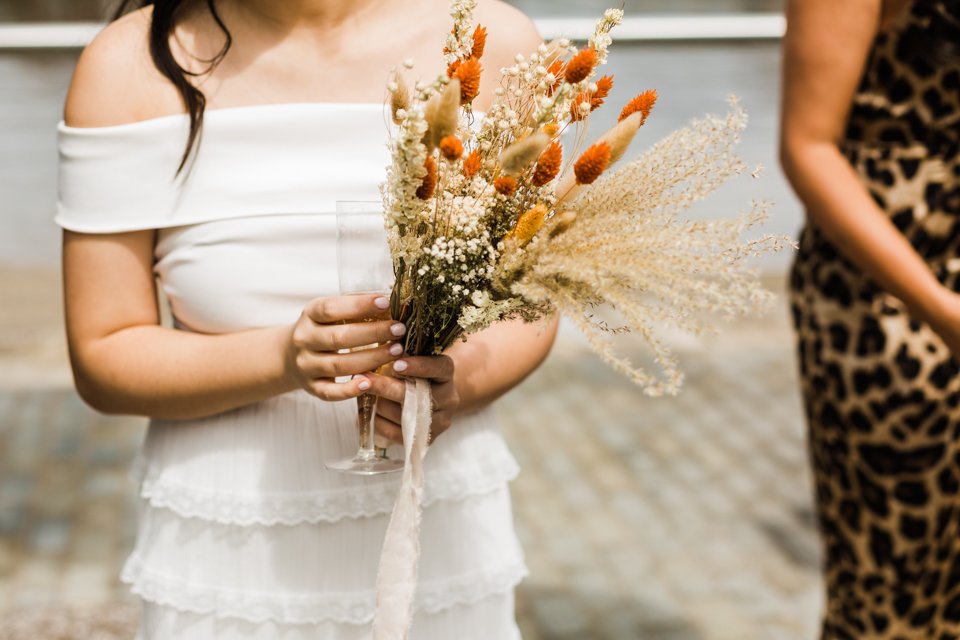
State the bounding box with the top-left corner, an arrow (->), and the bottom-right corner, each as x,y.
65,229 -> 292,418
446,316 -> 559,414
62,19 -> 405,420
64,230 -> 403,420
781,0 -> 960,344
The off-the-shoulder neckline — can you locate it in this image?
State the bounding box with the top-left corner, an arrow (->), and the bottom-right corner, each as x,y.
58,101 -> 389,133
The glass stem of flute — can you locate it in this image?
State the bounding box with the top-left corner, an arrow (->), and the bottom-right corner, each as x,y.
355,392 -> 381,461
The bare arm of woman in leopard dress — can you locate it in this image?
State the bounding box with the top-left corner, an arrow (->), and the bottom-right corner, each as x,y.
781,0 -> 960,351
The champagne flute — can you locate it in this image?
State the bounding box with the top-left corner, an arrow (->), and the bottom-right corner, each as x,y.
325,201 -> 404,475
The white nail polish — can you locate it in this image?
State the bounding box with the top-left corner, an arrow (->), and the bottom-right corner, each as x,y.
389,344 -> 403,356
394,360 -> 408,372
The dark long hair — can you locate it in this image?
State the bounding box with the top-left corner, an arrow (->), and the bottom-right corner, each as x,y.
113,0 -> 233,174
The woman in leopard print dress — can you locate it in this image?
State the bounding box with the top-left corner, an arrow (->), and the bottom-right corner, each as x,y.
782,0 -> 960,637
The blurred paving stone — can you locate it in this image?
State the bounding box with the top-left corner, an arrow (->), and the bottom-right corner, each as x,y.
529,592 -> 591,636
30,519 -> 69,555
0,507 -> 22,536
59,562 -> 111,605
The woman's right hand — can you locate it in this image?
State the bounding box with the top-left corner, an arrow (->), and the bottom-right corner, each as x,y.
285,293 -> 407,401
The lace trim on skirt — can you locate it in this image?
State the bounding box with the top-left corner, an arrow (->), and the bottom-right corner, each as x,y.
121,554 -> 528,625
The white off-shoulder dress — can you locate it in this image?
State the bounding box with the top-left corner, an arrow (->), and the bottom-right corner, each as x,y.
56,103 -> 526,640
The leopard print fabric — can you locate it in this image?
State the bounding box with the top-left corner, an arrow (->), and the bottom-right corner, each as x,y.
789,2 -> 960,638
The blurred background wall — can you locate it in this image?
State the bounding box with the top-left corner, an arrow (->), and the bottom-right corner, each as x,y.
0,2 -> 824,639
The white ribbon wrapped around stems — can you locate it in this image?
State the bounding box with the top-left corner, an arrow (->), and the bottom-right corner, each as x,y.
372,377 -> 432,639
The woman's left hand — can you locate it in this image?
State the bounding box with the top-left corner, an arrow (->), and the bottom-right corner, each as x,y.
366,355 -> 460,446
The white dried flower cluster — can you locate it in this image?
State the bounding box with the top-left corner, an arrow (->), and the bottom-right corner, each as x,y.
381,105 -> 430,261
459,295 -> 527,334
590,8 -> 623,65
423,194 -> 497,286
445,0 -> 478,64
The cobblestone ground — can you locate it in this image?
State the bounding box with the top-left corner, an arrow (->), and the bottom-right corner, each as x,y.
0,269 -> 823,639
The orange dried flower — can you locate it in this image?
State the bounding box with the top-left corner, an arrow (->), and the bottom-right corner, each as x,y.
565,47 -> 597,84
454,58 -> 482,105
570,92 -> 591,121
546,60 -> 564,94
416,156 -> 437,200
572,74 -> 615,121
591,75 -> 614,110
446,59 -> 461,78
494,176 -> 518,196
463,149 -> 481,179
542,122 -> 560,137
531,142 -> 562,187
619,89 -> 658,123
573,142 -> 611,185
506,203 -> 548,246
471,25 -> 487,59
439,135 -> 464,161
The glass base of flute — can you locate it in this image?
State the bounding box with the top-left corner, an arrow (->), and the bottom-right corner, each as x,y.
325,379 -> 404,475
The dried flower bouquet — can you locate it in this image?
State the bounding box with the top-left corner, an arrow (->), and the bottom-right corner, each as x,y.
381,1 -> 788,396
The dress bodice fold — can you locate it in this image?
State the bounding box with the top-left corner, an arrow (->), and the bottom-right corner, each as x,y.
57,103 -> 391,233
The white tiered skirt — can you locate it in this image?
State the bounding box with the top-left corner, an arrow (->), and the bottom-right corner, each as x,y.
122,390 -> 526,639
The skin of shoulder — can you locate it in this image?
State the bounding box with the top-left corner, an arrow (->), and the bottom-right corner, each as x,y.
62,1 -> 543,126
63,6 -> 182,128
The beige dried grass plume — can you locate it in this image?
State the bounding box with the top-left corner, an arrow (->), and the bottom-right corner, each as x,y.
390,76 -> 410,125
499,132 -> 550,176
423,78 -> 461,150
597,111 -> 643,164
509,100 -> 791,395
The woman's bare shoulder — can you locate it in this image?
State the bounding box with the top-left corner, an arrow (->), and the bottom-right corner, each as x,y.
64,6 -> 182,128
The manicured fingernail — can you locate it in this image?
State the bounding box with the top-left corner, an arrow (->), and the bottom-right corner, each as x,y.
389,343 -> 403,356
374,297 -> 390,309
390,323 -> 406,337
393,360 -> 408,372
357,377 -> 371,391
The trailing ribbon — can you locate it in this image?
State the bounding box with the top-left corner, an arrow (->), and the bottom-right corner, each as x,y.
372,377 -> 432,639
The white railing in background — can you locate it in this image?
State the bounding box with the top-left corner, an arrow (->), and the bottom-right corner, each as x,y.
537,15 -> 785,41
0,14 -> 785,49
0,22 -> 101,49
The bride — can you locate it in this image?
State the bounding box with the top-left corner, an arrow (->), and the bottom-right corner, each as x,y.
57,0 -> 556,637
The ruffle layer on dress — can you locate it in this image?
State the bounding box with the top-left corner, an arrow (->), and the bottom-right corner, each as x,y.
134,592 -> 522,640
123,390 -> 526,628
122,485 -> 526,626
130,392 -> 520,526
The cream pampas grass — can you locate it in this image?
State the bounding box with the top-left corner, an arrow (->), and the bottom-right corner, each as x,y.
510,101 -> 790,395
